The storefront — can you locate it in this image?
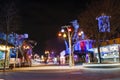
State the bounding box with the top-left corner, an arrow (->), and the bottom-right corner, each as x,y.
93,44 -> 120,63
73,39 -> 94,63
0,44 -> 13,69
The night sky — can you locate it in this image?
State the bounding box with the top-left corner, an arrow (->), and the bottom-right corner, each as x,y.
1,0 -> 90,53
19,0 -> 89,40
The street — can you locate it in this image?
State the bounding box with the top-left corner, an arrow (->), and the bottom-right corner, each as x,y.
0,67 -> 120,80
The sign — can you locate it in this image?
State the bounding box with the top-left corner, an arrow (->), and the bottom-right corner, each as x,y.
96,14 -> 111,32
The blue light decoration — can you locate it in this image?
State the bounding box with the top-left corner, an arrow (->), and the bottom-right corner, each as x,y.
10,48 -> 16,58
70,20 -> 80,41
64,40 -> 69,55
64,20 -> 81,55
0,32 -> 29,58
74,40 -> 93,53
96,13 -> 111,32
0,32 -> 28,46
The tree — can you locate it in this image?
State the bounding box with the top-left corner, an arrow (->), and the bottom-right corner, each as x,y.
0,0 -> 22,71
78,0 -> 120,38
78,0 -> 120,43
78,0 -> 120,63
0,0 -> 21,33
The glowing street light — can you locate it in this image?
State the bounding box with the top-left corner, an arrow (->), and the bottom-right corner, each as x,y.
78,31 -> 83,36
58,32 -> 62,37
63,33 -> 67,38
58,25 -> 74,67
58,20 -> 82,67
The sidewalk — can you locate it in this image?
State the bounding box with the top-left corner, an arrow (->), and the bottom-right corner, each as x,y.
1,63 -> 120,72
83,63 -> 120,68
12,65 -> 83,71
9,63 -> 120,71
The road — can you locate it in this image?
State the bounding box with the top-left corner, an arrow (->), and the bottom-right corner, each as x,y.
0,68 -> 120,80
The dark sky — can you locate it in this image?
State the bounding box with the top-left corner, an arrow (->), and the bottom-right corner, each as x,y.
1,0 -> 90,53
19,0 -> 90,53
19,0 -> 89,40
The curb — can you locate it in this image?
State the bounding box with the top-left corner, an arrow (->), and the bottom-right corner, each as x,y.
1,63 -> 120,72
83,63 -> 120,68
0,65 -> 82,72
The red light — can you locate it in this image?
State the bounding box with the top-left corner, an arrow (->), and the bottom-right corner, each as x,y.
68,28 -> 72,32
58,32 -> 62,37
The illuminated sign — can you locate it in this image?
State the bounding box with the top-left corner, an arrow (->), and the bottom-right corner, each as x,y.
96,14 -> 111,32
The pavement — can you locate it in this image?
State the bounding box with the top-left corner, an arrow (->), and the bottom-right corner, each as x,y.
0,63 -> 120,72
82,63 -> 120,68
13,65 -> 83,71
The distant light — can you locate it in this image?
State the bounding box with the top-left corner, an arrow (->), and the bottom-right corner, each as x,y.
81,31 -> 84,34
78,31 -> 84,36
78,32 -> 82,36
68,28 -> 72,32
45,50 -> 49,54
61,29 -> 65,32
24,34 -> 28,38
63,33 -> 67,38
58,32 -> 62,37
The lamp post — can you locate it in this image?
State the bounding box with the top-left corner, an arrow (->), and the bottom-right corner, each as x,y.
58,24 -> 84,67
58,25 -> 74,67
66,26 -> 73,67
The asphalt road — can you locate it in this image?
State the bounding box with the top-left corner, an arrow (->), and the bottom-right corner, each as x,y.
0,68 -> 120,80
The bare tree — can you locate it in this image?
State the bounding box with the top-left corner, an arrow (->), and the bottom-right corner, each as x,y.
77,0 -> 120,63
0,0 -> 22,71
0,0 -> 21,33
78,0 -> 120,41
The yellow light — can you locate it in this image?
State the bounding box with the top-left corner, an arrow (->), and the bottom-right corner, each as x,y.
45,50 -> 49,54
63,33 -> 67,38
0,45 -> 11,51
23,45 -> 30,49
26,46 -> 30,49
78,31 -> 84,36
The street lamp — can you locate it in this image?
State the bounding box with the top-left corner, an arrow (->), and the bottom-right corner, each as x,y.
58,25 -> 74,67
58,25 -> 84,67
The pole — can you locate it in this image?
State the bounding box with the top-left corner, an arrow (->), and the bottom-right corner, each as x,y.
68,31 -> 72,67
71,44 -> 74,66
97,29 -> 101,63
61,25 -> 74,67
118,45 -> 120,63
